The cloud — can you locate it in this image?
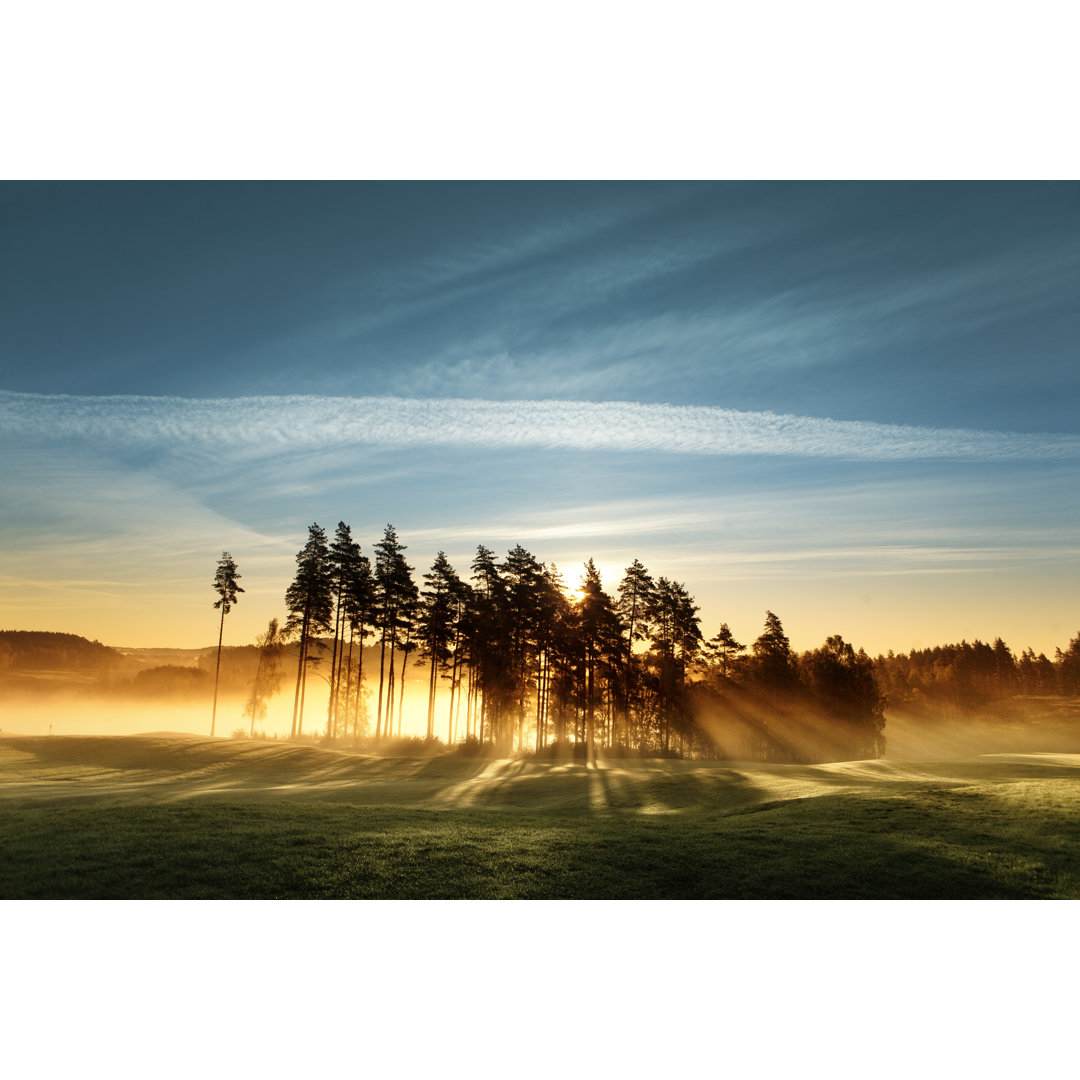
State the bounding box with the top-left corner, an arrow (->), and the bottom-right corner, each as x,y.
3,390 -> 1079,462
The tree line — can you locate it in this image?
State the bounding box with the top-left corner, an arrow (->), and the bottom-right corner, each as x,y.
874,635 -> 1080,708
217,523 -> 886,762
214,525 -> 1079,763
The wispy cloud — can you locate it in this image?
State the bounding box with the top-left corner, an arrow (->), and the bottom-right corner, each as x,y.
3,391 -> 1079,462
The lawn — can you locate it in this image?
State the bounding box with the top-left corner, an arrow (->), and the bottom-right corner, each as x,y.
1,735 -> 1078,898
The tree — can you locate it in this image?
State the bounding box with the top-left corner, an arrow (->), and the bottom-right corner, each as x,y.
802,635 -> 885,759
646,577 -> 702,753
503,544 -> 546,752
210,551 -> 243,737
372,525 -> 415,742
1056,632 -> 1080,696
243,618 -> 285,735
284,524 -> 333,738
469,545 -> 511,749
326,522 -> 362,739
751,611 -> 797,692
703,623 -> 745,682
575,559 -> 621,762
616,559 -> 655,748
419,551 -> 461,741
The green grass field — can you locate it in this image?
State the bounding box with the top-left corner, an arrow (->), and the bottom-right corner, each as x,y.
2,734 -> 1078,898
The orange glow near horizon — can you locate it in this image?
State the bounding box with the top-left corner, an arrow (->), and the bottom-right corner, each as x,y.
5,548 -> 1074,663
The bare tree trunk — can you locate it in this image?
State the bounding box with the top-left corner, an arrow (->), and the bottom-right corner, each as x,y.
447,646 -> 459,745
298,640 -> 310,737
376,622 -> 388,743
427,655 -> 437,740
397,643 -> 410,738
343,625 -> 355,740
211,605 -> 226,737
326,591 -> 344,739
290,613 -> 309,739
354,624 -> 365,739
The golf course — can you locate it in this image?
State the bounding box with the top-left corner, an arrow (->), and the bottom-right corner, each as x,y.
2,733 -> 1078,899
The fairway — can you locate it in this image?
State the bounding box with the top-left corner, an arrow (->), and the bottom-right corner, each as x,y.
1,734 -> 1078,899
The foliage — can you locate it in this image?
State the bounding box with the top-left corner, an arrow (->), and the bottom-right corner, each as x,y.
130,665 -> 213,697
243,619 -> 286,734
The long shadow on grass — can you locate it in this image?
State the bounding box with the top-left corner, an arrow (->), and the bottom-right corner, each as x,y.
2,785 -> 1076,898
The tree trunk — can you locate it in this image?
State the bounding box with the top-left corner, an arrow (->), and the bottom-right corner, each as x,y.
397,643 -> 409,738
343,625 -> 355,740
290,611 -> 309,739
326,591 -> 343,739
211,604 -> 226,737
376,621 -> 388,743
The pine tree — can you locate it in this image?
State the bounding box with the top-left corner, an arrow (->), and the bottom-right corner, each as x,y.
326,522 -> 362,740
469,545 -> 510,749
419,552 -> 461,741
646,577 -> 702,753
210,551 -> 243,737
704,623 -> 745,682
284,524 -> 333,738
576,559 -> 621,762
617,559 -> 655,749
372,525 -> 414,743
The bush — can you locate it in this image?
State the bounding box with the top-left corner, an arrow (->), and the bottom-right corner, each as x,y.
456,735 -> 493,757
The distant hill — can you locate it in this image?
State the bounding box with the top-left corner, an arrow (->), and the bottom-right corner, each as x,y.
0,631 -> 122,671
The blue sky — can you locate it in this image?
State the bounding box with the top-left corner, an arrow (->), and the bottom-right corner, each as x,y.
1,181 -> 1078,654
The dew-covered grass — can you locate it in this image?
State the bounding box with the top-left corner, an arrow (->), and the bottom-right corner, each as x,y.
2,735 -> 1078,899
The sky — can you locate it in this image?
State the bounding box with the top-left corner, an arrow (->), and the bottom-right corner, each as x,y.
2,180 -> 1078,657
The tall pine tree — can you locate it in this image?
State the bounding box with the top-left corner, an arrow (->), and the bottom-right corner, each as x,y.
210,551 -> 243,737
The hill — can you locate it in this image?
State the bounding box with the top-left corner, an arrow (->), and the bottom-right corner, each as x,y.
0,630 -> 121,671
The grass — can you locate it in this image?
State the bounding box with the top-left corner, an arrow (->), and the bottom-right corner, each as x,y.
2,734 -> 1079,898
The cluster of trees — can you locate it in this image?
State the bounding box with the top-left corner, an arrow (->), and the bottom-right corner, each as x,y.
271,522 -> 887,762
874,634 -> 1080,708
213,524 -> 1078,760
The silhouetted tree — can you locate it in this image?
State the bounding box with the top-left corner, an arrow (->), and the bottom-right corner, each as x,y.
646,577 -> 702,753
617,559 -> 655,749
326,522 -> 362,739
469,545 -> 511,749
373,525 -> 413,742
503,544 -> 546,752
576,559 -> 621,761
1057,632 -> 1080,695
284,524 -> 333,738
419,551 -> 461,740
534,563 -> 573,750
210,551 -> 243,737
802,635 -> 885,759
703,623 -> 745,682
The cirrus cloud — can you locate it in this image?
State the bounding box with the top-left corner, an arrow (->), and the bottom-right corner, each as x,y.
3,390 -> 1079,462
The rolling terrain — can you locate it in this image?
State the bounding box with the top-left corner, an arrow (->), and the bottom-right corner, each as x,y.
2,734 -> 1078,899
